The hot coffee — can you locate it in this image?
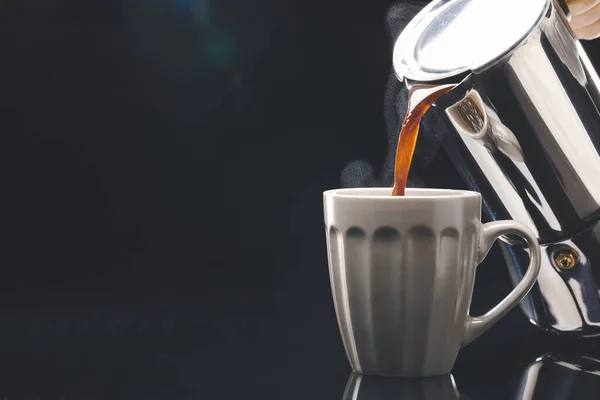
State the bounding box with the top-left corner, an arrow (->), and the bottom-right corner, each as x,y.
392,84 -> 455,196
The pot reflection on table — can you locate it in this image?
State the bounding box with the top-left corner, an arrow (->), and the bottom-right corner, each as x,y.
515,353 -> 600,399
342,372 -> 464,400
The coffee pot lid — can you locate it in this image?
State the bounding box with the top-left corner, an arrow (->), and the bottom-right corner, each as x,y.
393,0 -> 550,82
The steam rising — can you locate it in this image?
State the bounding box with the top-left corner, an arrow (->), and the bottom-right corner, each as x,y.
341,161 -> 376,188
341,70 -> 436,190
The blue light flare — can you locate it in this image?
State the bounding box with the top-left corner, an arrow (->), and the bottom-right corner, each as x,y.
203,29 -> 237,69
175,0 -> 237,69
176,0 -> 212,28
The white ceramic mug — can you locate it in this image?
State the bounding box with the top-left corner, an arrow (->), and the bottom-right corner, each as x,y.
323,188 -> 541,377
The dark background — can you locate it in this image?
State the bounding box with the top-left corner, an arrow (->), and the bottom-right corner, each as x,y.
2,0 -> 600,397
0,0 -> 396,326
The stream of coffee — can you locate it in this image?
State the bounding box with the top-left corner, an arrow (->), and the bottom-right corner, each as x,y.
392,84 -> 456,196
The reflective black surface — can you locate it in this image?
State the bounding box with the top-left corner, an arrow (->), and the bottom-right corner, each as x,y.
4,0 -> 600,397
514,353 -> 600,400
2,296 -> 600,399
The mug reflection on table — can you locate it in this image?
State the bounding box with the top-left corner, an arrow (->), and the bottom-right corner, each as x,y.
342,372 -> 461,400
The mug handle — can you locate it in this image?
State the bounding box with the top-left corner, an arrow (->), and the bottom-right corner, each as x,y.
461,220 -> 541,346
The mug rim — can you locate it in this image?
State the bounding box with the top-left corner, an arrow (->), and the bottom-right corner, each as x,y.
323,187 -> 481,200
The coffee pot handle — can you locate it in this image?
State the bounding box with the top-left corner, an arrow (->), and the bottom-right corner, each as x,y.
461,221 -> 541,346
555,0 -> 571,20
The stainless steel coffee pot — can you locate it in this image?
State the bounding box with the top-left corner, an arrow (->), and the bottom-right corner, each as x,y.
393,0 -> 600,336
